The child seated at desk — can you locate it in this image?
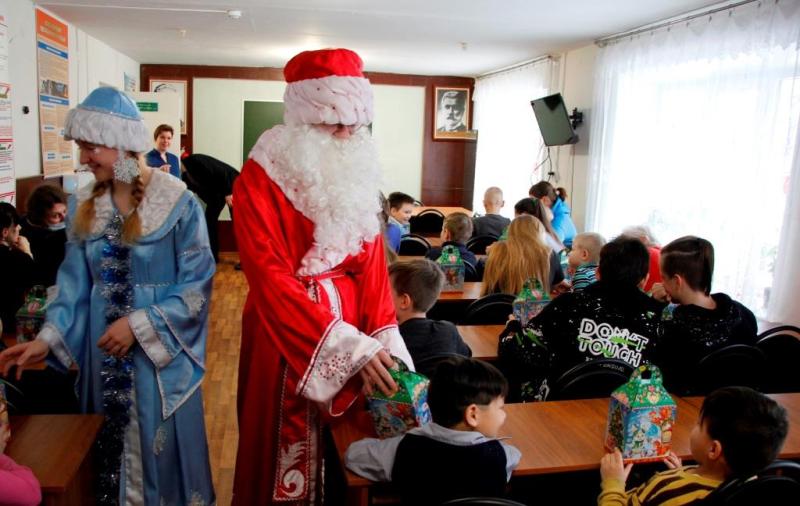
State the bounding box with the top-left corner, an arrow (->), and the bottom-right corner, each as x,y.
426,211 -> 478,269
389,259 -> 471,377
599,386 -> 788,505
388,191 -> 415,235
567,232 -> 606,291
0,401 -> 42,506
345,357 -> 521,505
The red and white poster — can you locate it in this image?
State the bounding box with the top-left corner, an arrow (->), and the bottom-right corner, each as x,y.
0,6 -> 14,204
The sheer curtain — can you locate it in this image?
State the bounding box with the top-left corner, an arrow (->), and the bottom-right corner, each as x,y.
473,59 -> 555,217
586,0 -> 800,321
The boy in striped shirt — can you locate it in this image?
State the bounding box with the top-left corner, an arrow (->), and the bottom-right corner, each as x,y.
567,232 -> 605,291
598,386 -> 788,505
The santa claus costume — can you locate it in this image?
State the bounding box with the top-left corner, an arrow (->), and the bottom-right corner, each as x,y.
232,49 -> 413,504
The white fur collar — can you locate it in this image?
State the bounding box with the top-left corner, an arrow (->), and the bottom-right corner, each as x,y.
77,169 -> 187,238
249,125 -> 382,276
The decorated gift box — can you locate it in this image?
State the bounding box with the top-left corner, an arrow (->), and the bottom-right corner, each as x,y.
605,365 -> 676,463
436,245 -> 464,293
367,358 -> 432,439
15,285 -> 49,343
512,278 -> 551,326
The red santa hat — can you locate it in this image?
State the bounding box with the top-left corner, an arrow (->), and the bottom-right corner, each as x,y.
282,48 -> 373,127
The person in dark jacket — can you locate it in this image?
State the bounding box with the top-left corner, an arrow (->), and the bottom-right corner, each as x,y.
498,236 -> 666,401
389,259 -> 471,378
345,357 -> 521,506
651,236 -> 758,392
19,184 -> 67,286
472,187 -> 510,239
0,203 -> 36,333
426,211 -> 478,268
181,153 -> 240,263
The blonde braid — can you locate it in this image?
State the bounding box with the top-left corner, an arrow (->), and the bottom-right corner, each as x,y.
73,180 -> 112,238
121,157 -> 145,244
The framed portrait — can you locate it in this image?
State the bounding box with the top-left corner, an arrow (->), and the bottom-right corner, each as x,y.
433,86 -> 474,140
149,79 -> 188,134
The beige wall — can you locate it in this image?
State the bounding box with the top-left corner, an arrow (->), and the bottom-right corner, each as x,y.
552,44 -> 599,232
192,77 -> 425,220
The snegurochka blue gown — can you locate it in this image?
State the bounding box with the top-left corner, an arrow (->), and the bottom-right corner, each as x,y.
38,169 -> 215,505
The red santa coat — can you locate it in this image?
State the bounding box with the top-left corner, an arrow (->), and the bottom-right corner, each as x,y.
232,131 -> 411,504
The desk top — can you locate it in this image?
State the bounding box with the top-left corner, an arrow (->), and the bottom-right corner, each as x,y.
331,396 -> 702,489
412,206 -> 473,218
457,325 -> 502,361
8,414 -> 104,492
438,282 -> 482,302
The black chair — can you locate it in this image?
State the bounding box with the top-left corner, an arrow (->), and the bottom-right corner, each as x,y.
464,261 -> 481,282
413,199 -> 425,207
414,353 -> 463,379
757,327 -> 800,393
398,234 -> 431,256
685,344 -> 768,396
549,359 -> 634,401
460,293 -> 514,325
441,498 -> 527,506
410,209 -> 445,235
466,235 -> 498,255
702,460 -> 800,505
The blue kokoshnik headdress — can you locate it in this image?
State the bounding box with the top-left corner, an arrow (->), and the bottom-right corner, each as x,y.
64,87 -> 150,183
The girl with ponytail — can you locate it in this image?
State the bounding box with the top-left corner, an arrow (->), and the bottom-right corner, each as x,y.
652,236 -> 758,392
0,87 -> 215,505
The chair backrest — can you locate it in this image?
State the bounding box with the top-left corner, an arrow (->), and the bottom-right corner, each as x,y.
757,331 -> 800,393
466,235 -> 498,255
461,294 -> 514,325
464,260 -> 480,282
398,234 -> 432,256
549,358 -> 634,401
702,460 -> 800,505
441,498 -> 527,506
757,325 -> 800,341
410,210 -> 445,235
689,344 -> 768,396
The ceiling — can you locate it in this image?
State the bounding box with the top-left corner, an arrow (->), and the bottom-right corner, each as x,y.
41,0 -> 725,76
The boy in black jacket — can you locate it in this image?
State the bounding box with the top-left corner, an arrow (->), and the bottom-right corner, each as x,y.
499,236 -> 666,401
389,259 -> 471,377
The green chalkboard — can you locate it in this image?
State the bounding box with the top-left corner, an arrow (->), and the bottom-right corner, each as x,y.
242,100 -> 284,163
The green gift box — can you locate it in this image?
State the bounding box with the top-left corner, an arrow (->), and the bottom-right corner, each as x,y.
367,359 -> 432,439
437,245 -> 464,293
605,364 -> 677,463
15,285 -> 49,343
512,278 -> 550,326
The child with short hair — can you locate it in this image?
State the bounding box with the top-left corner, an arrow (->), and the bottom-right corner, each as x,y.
389,259 -> 471,377
426,211 -> 478,268
345,356 -> 521,505
388,191 -> 415,235
599,386 -> 789,505
472,187 -> 511,238
651,236 -> 758,392
568,232 -> 606,291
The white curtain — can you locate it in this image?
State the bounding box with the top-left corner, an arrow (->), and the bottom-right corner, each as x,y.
473,59 -> 555,217
586,0 -> 800,321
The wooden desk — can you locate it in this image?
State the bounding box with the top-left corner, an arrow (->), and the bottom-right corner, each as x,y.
412,206 -> 473,218
438,282 -> 482,303
397,254 -> 486,263
7,414 -> 104,506
330,396 -> 701,506
457,325 -> 502,361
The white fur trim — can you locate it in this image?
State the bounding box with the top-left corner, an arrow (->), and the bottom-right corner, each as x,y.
249,125 -> 382,275
284,75 -> 373,127
76,169 -> 188,238
36,323 -> 74,368
371,326 -> 415,372
128,309 -> 171,369
297,319 -> 382,403
64,107 -> 151,153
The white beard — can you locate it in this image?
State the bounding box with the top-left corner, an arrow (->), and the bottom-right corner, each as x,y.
251,124 -> 382,275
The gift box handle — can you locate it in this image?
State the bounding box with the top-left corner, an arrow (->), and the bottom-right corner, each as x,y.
628,364 -> 664,385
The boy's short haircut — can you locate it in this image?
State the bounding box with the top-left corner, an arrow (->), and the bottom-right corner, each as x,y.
428,356 -> 508,428
388,192 -> 415,210
598,236 -> 649,286
483,187 -> 503,204
574,232 -> 606,264
153,123 -> 174,140
444,212 -> 473,243
700,386 -> 788,478
388,259 -> 444,313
